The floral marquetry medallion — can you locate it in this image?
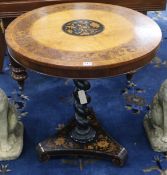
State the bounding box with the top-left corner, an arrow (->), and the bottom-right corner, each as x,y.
62,19 -> 104,36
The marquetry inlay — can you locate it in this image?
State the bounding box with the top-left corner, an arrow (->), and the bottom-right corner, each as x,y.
62,19 -> 104,36
5,3 -> 162,78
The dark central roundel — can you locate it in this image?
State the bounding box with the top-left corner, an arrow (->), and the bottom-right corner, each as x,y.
62,19 -> 104,36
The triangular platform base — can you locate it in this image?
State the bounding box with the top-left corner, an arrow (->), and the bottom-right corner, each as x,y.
36,115 -> 127,166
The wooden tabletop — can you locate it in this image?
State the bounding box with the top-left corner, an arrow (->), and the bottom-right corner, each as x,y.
5,3 -> 162,78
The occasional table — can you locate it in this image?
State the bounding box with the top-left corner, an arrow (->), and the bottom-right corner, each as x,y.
5,3 -> 162,166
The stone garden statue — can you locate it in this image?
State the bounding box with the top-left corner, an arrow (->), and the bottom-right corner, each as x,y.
0,88 -> 23,160
144,79 -> 167,152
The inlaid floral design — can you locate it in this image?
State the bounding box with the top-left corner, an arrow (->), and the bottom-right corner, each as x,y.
62,19 -> 104,36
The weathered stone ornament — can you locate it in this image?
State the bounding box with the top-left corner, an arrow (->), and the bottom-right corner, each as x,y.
0,88 -> 23,160
144,80 -> 167,152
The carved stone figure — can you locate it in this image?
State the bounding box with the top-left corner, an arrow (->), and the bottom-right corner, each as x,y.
144,79 -> 167,152
0,89 -> 23,160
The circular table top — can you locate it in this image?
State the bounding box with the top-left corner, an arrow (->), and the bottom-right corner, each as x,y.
5,3 -> 162,79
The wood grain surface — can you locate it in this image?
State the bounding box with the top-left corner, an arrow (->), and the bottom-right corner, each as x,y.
5,3 -> 162,78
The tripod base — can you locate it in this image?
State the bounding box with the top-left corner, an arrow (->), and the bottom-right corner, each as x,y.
36,114 -> 127,166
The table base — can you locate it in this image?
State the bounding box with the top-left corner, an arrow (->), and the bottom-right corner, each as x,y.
36,114 -> 127,166
10,58 -> 127,166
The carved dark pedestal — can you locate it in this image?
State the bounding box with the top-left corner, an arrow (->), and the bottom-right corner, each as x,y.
10,57 -> 27,92
36,80 -> 128,166
126,70 -> 136,85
